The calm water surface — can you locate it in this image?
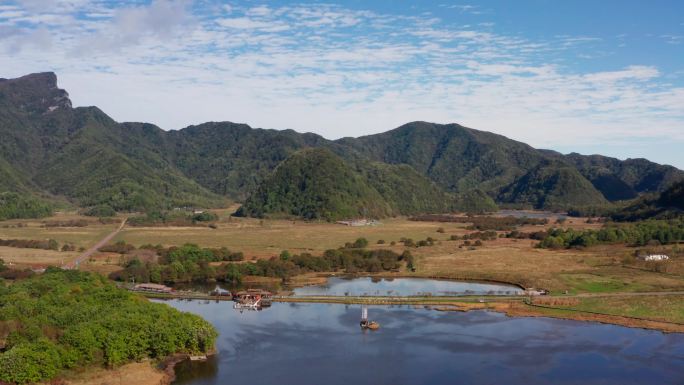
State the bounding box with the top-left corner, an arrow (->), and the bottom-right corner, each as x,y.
292,277 -> 522,296
162,300 -> 684,385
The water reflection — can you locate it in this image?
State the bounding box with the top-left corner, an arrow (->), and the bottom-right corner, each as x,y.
161,300 -> 684,385
292,277 -> 523,296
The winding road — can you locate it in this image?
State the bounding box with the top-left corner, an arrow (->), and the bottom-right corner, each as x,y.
64,218 -> 127,269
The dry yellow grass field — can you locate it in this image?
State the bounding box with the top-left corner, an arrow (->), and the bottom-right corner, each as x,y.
0,246 -> 77,268
0,212 -> 119,248
411,238 -> 684,293
0,211 -> 121,269
115,214 -> 461,257
2,209 -> 683,298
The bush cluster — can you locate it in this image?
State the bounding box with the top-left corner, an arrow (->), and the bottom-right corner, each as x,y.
112,241 -> 414,285
0,192 -> 53,221
0,238 -> 59,250
409,215 -> 547,231
537,219 -> 684,249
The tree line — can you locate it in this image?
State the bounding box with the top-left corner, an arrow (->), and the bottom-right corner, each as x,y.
536,219 -> 684,249
409,214 -> 548,231
0,192 -> 52,221
110,239 -> 414,285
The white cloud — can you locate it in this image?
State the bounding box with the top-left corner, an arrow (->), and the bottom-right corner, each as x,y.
0,1 -> 683,168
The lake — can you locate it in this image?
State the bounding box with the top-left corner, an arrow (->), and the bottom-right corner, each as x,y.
173,277 -> 523,296
292,276 -> 523,296
162,300 -> 684,385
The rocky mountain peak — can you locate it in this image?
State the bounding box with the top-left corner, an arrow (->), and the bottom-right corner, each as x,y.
0,72 -> 72,114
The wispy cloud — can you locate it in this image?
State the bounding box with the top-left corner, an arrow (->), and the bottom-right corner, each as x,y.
0,0 -> 683,167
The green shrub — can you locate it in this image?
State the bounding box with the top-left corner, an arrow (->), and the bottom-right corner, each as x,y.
0,270 -> 217,384
83,204 -> 116,217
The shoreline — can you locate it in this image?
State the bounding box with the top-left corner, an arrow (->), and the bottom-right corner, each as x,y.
274,295 -> 684,333
146,291 -> 684,334
62,351 -> 216,385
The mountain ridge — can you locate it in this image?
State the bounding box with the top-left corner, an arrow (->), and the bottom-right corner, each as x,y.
1,72 -> 682,218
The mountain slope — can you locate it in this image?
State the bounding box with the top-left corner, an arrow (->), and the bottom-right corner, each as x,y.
337,122 -> 683,208
612,180 -> 684,221
498,161 -> 608,209
559,153 -> 684,200
1,72 -> 682,215
336,121 -> 546,194
236,148 -> 392,220
163,122 -> 329,200
0,73 -> 223,211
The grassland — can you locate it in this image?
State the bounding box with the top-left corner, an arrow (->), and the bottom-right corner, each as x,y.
0,212 -> 120,269
1,208 -> 683,330
115,207 -> 456,257
534,294 -> 684,324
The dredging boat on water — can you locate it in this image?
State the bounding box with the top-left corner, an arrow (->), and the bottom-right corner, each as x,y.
360,305 -> 380,330
209,285 -> 232,299
232,289 -> 273,311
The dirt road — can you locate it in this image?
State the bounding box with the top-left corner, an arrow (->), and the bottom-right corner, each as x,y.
64,218 -> 127,269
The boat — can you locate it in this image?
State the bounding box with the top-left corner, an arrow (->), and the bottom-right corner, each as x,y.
210,285 -> 232,299
360,305 -> 380,330
232,289 -> 273,312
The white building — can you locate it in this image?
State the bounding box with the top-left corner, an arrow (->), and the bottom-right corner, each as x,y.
641,254 -> 670,261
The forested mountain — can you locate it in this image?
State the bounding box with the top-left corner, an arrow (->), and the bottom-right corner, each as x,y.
554,152 -> 683,201
236,148 -> 494,220
162,122 -> 329,200
497,161 -> 608,209
0,72 -> 682,219
612,180 -> 684,221
336,121 -> 547,195
0,73 -> 223,212
236,148 -> 392,220
335,122 -> 683,206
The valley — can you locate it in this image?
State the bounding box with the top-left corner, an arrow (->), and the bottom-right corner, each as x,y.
2,207 -> 683,332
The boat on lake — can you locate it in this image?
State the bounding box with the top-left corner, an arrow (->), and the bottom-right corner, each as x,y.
360,305 -> 380,330
233,289 -> 273,311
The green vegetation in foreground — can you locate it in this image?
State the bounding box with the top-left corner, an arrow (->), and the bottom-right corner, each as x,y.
0,269 -> 217,385
0,192 -> 52,221
110,240 -> 413,284
537,218 -> 684,249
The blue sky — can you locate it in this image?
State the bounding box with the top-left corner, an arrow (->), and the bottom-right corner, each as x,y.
1,0 -> 683,168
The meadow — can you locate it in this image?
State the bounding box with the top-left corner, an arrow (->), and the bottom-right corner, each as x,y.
0,208 -> 682,299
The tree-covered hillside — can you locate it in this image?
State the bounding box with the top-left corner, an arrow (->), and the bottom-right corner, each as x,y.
0,192 -> 53,220
336,122 -> 683,208
336,121 -> 546,195
356,162 -> 456,215
612,180 -> 684,221
497,161 -> 608,209
163,122 -> 329,200
1,72 -> 682,217
0,269 -> 217,384
560,153 -> 684,200
236,148 -> 392,220
0,73 -> 223,212
237,149 -> 499,220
